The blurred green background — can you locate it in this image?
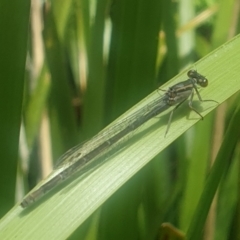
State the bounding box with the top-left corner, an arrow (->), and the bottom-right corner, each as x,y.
0,0 -> 240,239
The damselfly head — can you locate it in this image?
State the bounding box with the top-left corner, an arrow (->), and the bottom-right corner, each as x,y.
187,69 -> 208,87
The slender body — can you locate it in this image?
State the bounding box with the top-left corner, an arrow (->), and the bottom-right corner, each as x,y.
21,70 -> 216,208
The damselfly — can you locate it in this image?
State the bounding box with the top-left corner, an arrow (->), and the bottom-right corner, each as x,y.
21,70 -> 217,208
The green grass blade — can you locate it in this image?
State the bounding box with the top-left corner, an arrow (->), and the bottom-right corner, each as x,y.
186,100 -> 240,240
1,34 -> 240,239
0,1 -> 30,217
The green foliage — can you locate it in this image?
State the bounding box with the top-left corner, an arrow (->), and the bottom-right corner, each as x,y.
0,0 -> 240,239
0,0 -> 30,217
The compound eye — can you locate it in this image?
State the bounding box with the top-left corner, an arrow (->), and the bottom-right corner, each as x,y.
200,79 -> 208,87
187,70 -> 196,78
187,69 -> 208,87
